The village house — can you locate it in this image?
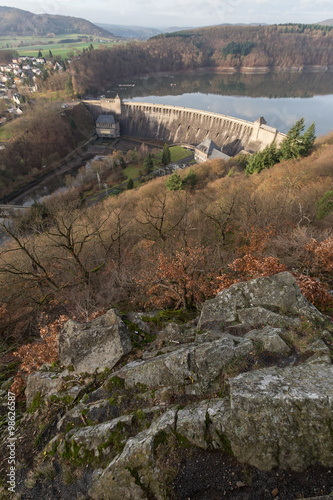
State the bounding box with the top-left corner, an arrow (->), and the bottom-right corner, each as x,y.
13,94 -> 21,105
194,138 -> 230,163
53,62 -> 63,71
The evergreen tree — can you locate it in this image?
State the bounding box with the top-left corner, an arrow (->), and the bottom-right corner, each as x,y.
166,172 -> 183,191
161,143 -> 171,165
182,169 -> 198,190
38,50 -> 43,58
300,122 -> 316,156
245,143 -> 280,175
127,178 -> 134,190
245,119 -> 316,175
65,75 -> 74,97
279,118 -> 316,160
120,157 -> 126,169
143,153 -> 154,174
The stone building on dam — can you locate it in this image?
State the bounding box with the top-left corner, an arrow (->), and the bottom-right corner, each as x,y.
83,95 -> 286,156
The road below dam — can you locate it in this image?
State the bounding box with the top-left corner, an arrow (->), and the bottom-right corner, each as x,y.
83,97 -> 286,155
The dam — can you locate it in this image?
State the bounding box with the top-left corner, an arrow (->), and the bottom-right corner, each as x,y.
83,96 -> 286,156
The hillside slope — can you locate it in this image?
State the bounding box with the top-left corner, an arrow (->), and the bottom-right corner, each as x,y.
69,23 -> 333,95
318,19 -> 333,25
0,6 -> 114,37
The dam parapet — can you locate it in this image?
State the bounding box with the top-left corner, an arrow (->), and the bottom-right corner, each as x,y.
83,96 -> 286,156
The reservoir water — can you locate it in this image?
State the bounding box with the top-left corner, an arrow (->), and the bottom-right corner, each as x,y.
107,71 -> 333,136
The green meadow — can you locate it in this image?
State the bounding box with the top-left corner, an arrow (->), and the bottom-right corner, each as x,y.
0,34 -> 119,59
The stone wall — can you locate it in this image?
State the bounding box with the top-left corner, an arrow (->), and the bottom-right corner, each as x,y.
83,97 -> 286,155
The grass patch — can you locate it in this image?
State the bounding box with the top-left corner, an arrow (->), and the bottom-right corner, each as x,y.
123,319 -> 154,347
28,391 -> 44,413
0,120 -> 22,141
0,34 -> 119,59
170,146 -> 191,162
154,146 -> 190,164
142,309 -> 197,328
123,163 -> 141,180
105,375 -> 125,392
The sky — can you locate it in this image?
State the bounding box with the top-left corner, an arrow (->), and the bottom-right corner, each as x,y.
2,0 -> 332,28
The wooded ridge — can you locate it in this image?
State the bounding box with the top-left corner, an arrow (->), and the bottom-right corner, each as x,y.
68,24 -> 333,95
0,6 -> 114,37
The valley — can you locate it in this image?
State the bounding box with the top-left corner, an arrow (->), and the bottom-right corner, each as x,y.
0,12 -> 332,500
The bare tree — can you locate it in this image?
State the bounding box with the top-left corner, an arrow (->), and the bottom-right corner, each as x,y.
136,191 -> 187,243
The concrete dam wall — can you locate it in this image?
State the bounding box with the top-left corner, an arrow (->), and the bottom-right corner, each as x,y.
83,97 -> 286,155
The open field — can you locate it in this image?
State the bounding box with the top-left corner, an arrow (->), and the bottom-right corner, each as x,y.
0,34 -> 120,59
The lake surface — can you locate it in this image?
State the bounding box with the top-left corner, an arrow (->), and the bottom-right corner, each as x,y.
107,71 -> 333,136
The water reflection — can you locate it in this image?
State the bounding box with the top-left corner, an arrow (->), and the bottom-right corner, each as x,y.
108,71 -> 333,135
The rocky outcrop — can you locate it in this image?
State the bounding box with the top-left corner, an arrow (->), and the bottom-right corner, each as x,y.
227,363 -> 333,471
15,273 -> 333,499
198,271 -> 327,330
58,309 -> 132,373
244,326 -> 291,355
112,333 -> 253,394
25,371 -> 65,408
89,363 -> 333,498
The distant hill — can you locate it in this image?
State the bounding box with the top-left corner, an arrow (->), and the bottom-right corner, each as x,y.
97,24 -> 162,40
96,24 -> 196,41
97,22 -> 270,40
318,19 -> 333,26
0,6 -> 114,37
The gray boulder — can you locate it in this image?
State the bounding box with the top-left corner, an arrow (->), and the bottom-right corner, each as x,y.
227,363 -> 333,471
58,309 -> 132,374
59,414 -> 134,456
198,272 -> 326,331
305,339 -> 331,365
25,371 -> 64,408
245,326 -> 291,355
112,334 -> 253,394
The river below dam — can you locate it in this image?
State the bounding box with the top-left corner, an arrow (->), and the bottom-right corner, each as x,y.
107,70 -> 333,137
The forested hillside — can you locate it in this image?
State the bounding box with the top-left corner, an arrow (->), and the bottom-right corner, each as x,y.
0,133 -> 332,359
68,24 -> 333,95
0,103 -> 95,200
0,6 -> 113,37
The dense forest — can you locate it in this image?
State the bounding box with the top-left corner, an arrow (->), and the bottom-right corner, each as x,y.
0,103 -> 95,200
67,24 -> 333,95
